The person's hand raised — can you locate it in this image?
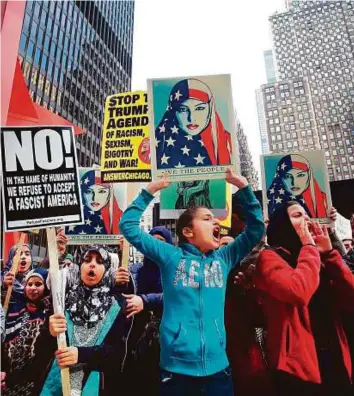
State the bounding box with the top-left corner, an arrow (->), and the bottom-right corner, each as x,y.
56,228 -> 68,255
146,173 -> 171,195
310,221 -> 332,254
225,168 -> 248,189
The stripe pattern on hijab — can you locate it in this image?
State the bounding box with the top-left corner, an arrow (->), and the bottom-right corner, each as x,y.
65,245 -> 115,328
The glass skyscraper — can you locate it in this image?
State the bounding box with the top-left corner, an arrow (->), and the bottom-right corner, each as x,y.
17,0 -> 135,167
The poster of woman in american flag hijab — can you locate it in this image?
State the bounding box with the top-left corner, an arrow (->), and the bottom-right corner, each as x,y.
65,168 -> 127,244
261,150 -> 332,223
147,74 -> 238,181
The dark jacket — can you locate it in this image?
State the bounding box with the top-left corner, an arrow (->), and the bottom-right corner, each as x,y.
135,226 -> 173,311
2,290 -> 55,396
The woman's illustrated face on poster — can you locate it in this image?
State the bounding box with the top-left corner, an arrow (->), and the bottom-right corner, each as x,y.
282,168 -> 310,196
175,98 -> 211,136
84,184 -> 110,212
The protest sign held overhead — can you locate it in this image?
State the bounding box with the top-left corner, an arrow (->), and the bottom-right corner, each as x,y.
100,91 -> 152,183
148,74 -> 238,182
335,212 -> 352,241
1,126 -> 83,231
160,179 -> 227,219
261,150 -> 332,223
65,168 -> 127,244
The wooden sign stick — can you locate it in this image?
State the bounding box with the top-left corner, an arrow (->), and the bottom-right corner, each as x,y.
46,227 -> 71,396
121,184 -> 137,269
3,232 -> 26,314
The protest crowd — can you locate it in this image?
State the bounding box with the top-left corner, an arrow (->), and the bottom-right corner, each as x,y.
1,170 -> 353,396
1,81 -> 354,396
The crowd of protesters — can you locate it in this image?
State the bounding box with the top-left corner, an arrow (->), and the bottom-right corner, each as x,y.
1,168 -> 353,396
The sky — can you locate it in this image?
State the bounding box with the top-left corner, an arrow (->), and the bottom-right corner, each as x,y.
131,0 -> 286,179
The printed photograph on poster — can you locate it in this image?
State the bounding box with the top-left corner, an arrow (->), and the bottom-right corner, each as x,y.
100,91 -> 152,183
160,179 -> 227,219
147,74 -> 238,182
1,126 -> 84,231
65,168 -> 127,244
261,150 -> 332,223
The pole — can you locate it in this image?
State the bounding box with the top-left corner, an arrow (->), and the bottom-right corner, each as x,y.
46,227 -> 71,396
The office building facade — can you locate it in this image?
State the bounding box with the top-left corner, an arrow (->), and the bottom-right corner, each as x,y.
236,119 -> 259,190
266,0 -> 354,181
255,88 -> 270,154
17,0 -> 135,167
264,49 -> 277,84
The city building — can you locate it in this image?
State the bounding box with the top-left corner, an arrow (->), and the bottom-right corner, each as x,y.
264,49 -> 277,84
17,0 -> 135,167
261,77 -> 320,154
255,88 -> 270,154
236,119 -> 259,190
264,0 -> 354,181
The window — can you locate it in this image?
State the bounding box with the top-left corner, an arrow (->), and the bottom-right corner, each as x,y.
34,48 -> 41,66
19,33 -> 27,54
27,40 -> 35,59
31,67 -> 38,85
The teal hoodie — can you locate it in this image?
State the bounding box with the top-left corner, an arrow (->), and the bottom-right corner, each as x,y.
119,185 -> 264,377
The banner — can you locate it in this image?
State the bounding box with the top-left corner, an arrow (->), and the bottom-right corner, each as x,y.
335,212 -> 352,241
147,74 -> 238,182
65,168 -> 127,244
160,179 -> 227,219
100,91 -> 151,183
1,126 -> 83,231
261,150 -> 332,223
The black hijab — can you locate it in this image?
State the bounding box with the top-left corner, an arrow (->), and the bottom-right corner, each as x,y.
266,202 -> 303,267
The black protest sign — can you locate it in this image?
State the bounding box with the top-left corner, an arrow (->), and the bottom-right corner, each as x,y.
1,126 -> 84,231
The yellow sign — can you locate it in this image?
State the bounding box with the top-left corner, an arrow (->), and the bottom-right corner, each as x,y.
219,183 -> 232,233
100,91 -> 152,183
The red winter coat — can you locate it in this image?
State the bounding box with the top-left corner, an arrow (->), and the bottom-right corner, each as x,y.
254,245 -> 354,384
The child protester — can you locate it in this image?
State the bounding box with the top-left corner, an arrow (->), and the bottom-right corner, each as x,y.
119,168 -> 265,396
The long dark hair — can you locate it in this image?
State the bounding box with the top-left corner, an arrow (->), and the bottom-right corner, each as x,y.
176,206 -> 206,244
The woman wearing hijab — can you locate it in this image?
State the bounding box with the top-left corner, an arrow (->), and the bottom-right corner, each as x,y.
155,78 -> 232,169
2,268 -> 55,396
267,154 -> 328,219
254,201 -> 354,396
66,169 -> 123,236
2,244 -> 33,304
41,245 -> 133,396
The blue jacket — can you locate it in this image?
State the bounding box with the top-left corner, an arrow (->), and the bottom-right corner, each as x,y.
120,185 -> 264,377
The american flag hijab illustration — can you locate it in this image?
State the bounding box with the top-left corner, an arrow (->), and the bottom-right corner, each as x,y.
155,78 -> 232,169
66,169 -> 122,236
267,154 -> 328,218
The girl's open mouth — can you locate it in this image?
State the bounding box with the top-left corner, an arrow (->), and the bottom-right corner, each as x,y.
213,227 -> 220,241
88,270 -> 95,278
